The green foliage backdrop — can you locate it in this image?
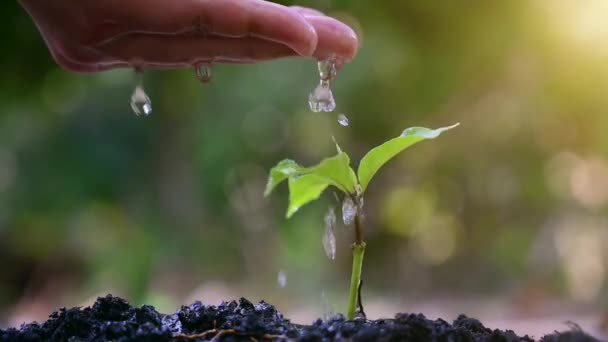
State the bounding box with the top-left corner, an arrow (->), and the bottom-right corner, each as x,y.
1,0 -> 608,325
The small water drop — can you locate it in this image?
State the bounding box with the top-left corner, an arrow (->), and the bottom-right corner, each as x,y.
308,81 -> 336,112
323,207 -> 337,260
130,85 -> 152,116
400,127 -> 416,137
342,196 -> 357,226
337,113 -> 349,127
194,62 -> 212,83
277,270 -> 287,288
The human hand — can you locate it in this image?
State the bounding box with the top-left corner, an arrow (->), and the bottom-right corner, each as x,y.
19,0 -> 359,73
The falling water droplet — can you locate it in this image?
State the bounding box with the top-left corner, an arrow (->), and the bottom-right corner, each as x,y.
277,270 -> 287,288
342,196 -> 357,226
308,80 -> 335,112
130,85 -> 152,116
337,113 -> 349,127
194,62 -> 212,83
323,207 -> 337,260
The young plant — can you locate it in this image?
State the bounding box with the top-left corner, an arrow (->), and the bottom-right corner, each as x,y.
264,123 -> 459,320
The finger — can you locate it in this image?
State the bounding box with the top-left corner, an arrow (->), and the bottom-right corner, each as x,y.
100,0 -> 317,57
97,33 -> 298,66
304,15 -> 359,62
290,6 -> 325,16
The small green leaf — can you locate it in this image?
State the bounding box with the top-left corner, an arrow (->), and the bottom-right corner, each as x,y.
264,159 -> 304,196
286,174 -> 329,218
265,151 -> 358,218
357,123 -> 459,192
306,152 -> 358,194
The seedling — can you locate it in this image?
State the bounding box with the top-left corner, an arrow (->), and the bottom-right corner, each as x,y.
265,123 -> 459,320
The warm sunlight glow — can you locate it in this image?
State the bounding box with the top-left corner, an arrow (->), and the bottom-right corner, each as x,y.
546,0 -> 608,54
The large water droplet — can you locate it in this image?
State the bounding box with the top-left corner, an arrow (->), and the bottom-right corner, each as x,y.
130,85 -> 152,116
342,196 -> 357,226
308,81 -> 335,112
194,62 -> 212,83
309,57 -> 340,113
337,113 -> 349,127
323,207 -> 337,260
277,270 -> 287,288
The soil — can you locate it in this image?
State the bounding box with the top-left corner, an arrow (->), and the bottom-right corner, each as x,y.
0,295 -> 602,342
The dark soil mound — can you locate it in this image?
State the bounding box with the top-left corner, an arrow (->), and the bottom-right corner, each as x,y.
0,295 -> 601,342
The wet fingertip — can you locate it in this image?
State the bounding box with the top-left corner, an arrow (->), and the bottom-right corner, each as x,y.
306,16 -> 359,62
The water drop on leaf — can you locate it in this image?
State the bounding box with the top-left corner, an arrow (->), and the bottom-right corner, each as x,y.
400,128 -> 413,136
400,123 -> 460,138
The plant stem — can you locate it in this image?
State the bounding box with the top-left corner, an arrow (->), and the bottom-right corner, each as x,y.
353,206 -> 363,245
347,241 -> 365,320
346,200 -> 366,320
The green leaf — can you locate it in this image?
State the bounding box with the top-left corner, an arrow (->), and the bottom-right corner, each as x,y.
265,151 -> 358,218
286,174 -> 329,218
357,123 -> 459,193
264,159 -> 304,196
306,152 -> 358,194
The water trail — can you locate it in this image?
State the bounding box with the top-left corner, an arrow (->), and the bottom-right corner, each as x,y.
323,207 -> 337,260
321,290 -> 336,322
277,270 -> 287,288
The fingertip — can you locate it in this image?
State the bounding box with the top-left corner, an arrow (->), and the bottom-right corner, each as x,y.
304,15 -> 359,62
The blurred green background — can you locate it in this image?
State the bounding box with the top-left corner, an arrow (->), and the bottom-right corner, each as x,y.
2,0 -> 608,329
